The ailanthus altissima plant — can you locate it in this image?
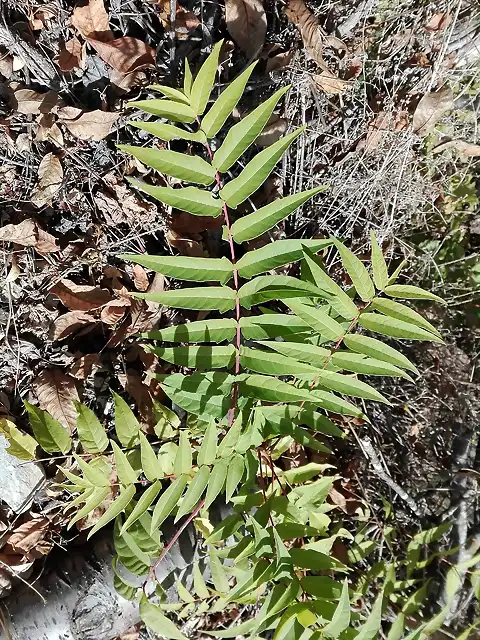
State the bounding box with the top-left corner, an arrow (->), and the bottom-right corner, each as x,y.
13,42 -> 471,639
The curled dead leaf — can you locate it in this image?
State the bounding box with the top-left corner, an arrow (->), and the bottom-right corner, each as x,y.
433,139 -> 480,157
57,38 -> 85,72
255,117 -> 287,146
6,516 -> 50,555
50,279 -> 112,311
57,106 -> 119,141
30,153 -> 63,208
265,50 -> 294,74
155,0 -> 200,38
100,300 -> 131,325
313,69 -> 349,95
87,37 -> 156,73
69,354 -> 101,379
33,369 -> 79,433
225,0 -> 267,58
52,311 -> 97,340
71,0 -> 113,41
412,87 -> 453,136
35,114 -> 64,146
0,218 -> 59,253
285,0 -> 323,65
133,264 -> 149,291
11,89 -> 60,116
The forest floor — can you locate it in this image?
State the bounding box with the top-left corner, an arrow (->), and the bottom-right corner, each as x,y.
0,0 -> 480,637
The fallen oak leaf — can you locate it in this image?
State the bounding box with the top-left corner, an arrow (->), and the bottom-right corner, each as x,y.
56,106 -> 119,141
71,0 -> 113,41
51,311 -> 97,340
225,0 -> 267,58
412,86 -> 453,136
51,279 -> 112,311
33,369 -> 79,433
86,37 -> 156,73
30,153 -> 63,208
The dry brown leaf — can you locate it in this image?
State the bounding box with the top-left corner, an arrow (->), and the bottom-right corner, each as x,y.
225,0 -> 267,58
71,0 -> 113,41
52,311 -> 97,340
31,153 -> 63,208
57,107 -> 119,141
313,69 -> 349,95
265,50 -> 294,73
100,300 -> 130,325
11,89 -> 59,115
154,0 -> 200,38
57,38 -> 85,72
69,354 -> 101,379
255,117 -> 287,146
5,255 -> 20,283
94,174 -> 156,224
110,69 -> 146,93
33,369 -> 79,433
7,517 -> 50,555
35,113 -> 64,146
412,87 -> 453,136
433,139 -> 480,157
35,227 -> 60,254
166,229 -> 205,256
51,278 -> 112,311
133,264 -> 149,291
118,371 -> 153,423
425,13 -> 451,31
87,37 -> 156,73
0,219 -> 37,247
0,50 -> 13,78
285,0 -> 323,65
361,110 -> 409,153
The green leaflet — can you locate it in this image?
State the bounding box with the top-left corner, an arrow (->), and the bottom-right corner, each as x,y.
149,84 -> 190,104
0,419 -> 37,460
175,431 -> 193,476
238,275 -> 327,309
226,454 -> 244,501
193,562 -> 210,599
259,409 -> 332,453
231,187 -> 325,243
140,318 -> 237,343
147,345 -> 236,370
184,59 -> 193,96
67,486 -> 110,529
384,284 -> 445,304
343,333 -> 419,374
213,86 -> 289,172
129,99 -> 196,123
121,481 -> 162,534
161,384 -> 231,419
371,297 -> 441,337
112,557 -> 138,601
117,145 -> 215,185
175,465 -> 209,521
75,402 -> 108,453
236,239 -> 331,278
126,179 -> 222,217
113,392 -> 140,447
240,346 -> 320,375
220,127 -> 305,208
331,352 -> 413,381
358,313 -> 443,342
355,590 -> 384,640
197,419 -> 217,466
122,254 -> 232,283
304,370 -> 390,404
323,579 -> 351,637
159,372 -> 233,417
239,314 -> 311,339
204,458 -> 228,508
240,374 -> 330,405
151,475 -> 188,532
87,484 -> 136,539
299,409 -> 344,438
190,40 -> 223,116
301,245 -> 359,320
128,121 -> 205,143
202,62 -> 257,137
305,389 -> 364,418
333,239 -> 375,302
259,340 -> 330,368
139,432 -> 163,481
286,299 -> 346,342
111,440 -> 139,484
73,453 -> 110,486
140,599 -> 188,640
259,404 -> 343,438
134,286 -> 236,312
24,401 -> 71,454
370,231 -> 389,291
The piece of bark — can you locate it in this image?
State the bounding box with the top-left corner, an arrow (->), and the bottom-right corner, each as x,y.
0,435 -> 45,513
